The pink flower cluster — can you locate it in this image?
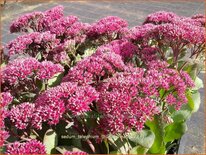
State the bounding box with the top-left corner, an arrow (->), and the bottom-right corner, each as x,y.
9,102 -> 35,129
94,60 -> 195,134
0,92 -> 13,147
2,8 -> 201,152
143,11 -> 179,24
96,39 -> 138,61
6,31 -> 62,61
2,57 -> 64,85
36,61 -> 64,80
63,52 -> 126,84
6,140 -> 46,154
152,21 -> 205,45
33,82 -> 99,129
49,16 -> 79,36
138,47 -> 158,63
10,5 -> 64,33
126,23 -> 156,43
191,14 -> 205,26
49,16 -> 90,43
88,16 -> 128,41
95,67 -> 159,134
145,60 -> 194,109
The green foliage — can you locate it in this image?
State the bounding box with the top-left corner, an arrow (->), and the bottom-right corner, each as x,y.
186,91 -> 201,113
146,115 -> 166,154
164,122 -> 187,143
43,129 -> 58,154
48,73 -> 64,87
56,146 -> 86,154
128,130 -> 155,149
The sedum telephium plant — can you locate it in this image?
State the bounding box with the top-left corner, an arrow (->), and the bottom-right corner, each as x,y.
0,6 -> 205,154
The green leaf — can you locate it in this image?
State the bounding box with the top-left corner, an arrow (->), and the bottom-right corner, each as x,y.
146,115 -> 166,154
0,61 -> 6,67
159,89 -> 165,98
36,79 -> 44,91
164,122 -> 187,143
43,129 -> 58,154
129,145 -> 148,154
0,146 -> 6,154
187,91 -> 201,113
128,130 -> 155,148
194,76 -> 203,90
56,146 -> 86,154
108,135 -> 131,154
21,92 -> 36,99
35,52 -> 42,60
171,110 -> 191,123
48,73 -> 64,87
104,139 -> 110,154
109,151 -> 121,154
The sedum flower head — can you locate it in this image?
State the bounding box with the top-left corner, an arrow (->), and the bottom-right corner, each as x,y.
6,140 -> 46,154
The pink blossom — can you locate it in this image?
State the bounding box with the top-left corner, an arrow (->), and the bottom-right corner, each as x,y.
63,52 -> 126,84
152,21 -> 205,45
87,16 -> 128,41
96,39 -> 138,60
49,16 -> 79,36
126,24 -> 156,42
191,14 -> 205,27
1,92 -> 13,107
2,57 -> 39,85
10,11 -> 45,33
143,11 -> 179,24
6,140 -> 46,154
95,68 -> 159,134
9,102 -> 35,129
180,71 -> 195,88
0,92 -> 12,147
139,47 -> 158,63
7,31 -> 60,60
10,5 -> 64,33
34,82 -> 99,128
36,61 -> 64,80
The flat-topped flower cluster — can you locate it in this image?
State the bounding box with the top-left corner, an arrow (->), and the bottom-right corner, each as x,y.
1,6 -> 204,154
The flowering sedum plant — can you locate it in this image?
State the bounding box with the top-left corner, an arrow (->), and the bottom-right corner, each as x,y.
0,7 -> 205,154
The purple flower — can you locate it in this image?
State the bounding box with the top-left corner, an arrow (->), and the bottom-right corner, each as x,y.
96,39 -> 138,61
10,5 -> 64,33
34,82 -> 99,128
87,16 -> 128,41
95,68 -> 159,135
63,52 -> 126,84
36,61 -> 64,80
7,31 -> 60,61
6,140 -> 46,154
9,102 -> 35,129
143,11 -> 179,24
